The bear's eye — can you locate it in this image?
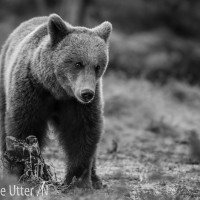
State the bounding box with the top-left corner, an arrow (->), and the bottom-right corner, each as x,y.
95,65 -> 101,73
75,62 -> 83,68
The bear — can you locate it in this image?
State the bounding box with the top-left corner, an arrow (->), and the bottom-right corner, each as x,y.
0,14 -> 112,189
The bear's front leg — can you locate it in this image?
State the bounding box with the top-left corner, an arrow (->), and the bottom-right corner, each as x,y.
65,154 -> 104,189
4,82 -> 48,177
64,157 -> 93,189
63,134 -> 100,189
91,157 -> 104,189
57,99 -> 103,189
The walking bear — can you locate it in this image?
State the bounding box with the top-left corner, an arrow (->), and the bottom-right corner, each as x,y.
0,14 -> 112,189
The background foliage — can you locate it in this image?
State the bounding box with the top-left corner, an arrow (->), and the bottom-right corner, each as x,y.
1,0 -> 200,84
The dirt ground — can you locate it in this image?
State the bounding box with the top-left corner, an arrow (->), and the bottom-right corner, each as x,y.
1,74 -> 200,200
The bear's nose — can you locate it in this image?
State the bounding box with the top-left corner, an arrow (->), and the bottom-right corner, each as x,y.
81,89 -> 94,102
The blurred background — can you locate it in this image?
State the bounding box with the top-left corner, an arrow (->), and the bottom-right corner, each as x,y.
1,0 -> 200,82
1,0 -> 200,198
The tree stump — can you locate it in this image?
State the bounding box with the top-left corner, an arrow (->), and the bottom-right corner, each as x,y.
3,135 -> 53,183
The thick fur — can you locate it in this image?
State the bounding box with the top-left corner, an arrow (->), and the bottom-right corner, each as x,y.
0,14 -> 112,189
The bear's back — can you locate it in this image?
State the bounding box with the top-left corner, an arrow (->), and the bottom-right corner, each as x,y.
1,17 -> 49,103
4,17 -> 48,58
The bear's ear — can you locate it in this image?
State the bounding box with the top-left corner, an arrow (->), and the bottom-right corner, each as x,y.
93,21 -> 112,43
48,14 -> 73,45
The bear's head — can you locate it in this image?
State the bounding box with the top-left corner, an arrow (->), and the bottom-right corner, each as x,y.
45,14 -> 112,103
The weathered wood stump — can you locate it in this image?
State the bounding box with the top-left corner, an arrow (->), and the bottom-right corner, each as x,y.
3,135 -> 53,183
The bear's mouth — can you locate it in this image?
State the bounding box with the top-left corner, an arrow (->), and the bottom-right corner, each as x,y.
76,95 -> 94,104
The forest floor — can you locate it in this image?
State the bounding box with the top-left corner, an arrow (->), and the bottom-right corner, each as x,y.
1,74 -> 200,200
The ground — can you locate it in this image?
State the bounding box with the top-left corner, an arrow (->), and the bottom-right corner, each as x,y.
1,73 -> 200,200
